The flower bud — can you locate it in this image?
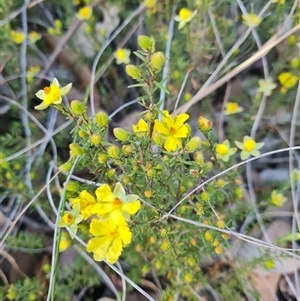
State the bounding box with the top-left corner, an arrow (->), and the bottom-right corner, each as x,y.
144,190 -> 152,198
184,272 -> 193,283
69,143 -> 83,157
59,162 -> 72,172
179,185 -> 186,193
0,157 -> 9,169
200,191 -> 209,201
204,231 -> 213,242
160,239 -> 171,251
216,179 -> 227,188
138,35 -> 153,50
150,51 -> 165,71
189,169 -> 198,178
216,220 -> 225,229
90,134 -> 101,146
122,175 -> 130,184
113,127 -> 129,141
194,151 -> 204,165
126,64 -> 140,79
107,145 -> 120,158
98,153 -> 108,164
122,145 -> 133,155
78,130 -> 88,138
70,100 -> 85,116
107,168 -> 116,178
147,169 -> 156,178
155,260 -> 162,270
145,111 -> 154,121
95,111 -> 108,127
152,132 -> 163,145
64,181 -> 79,192
160,229 -> 167,237
186,136 -> 201,151
197,116 -> 213,132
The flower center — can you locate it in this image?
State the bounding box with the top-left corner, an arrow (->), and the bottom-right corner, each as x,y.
179,8 -> 191,21
244,139 -> 256,151
43,85 -> 61,105
216,144 -> 229,156
117,49 -> 125,59
81,7 -> 90,17
110,230 -> 119,238
227,103 -> 238,112
113,197 -> 122,208
44,86 -> 51,94
169,126 -> 176,135
63,213 -> 75,225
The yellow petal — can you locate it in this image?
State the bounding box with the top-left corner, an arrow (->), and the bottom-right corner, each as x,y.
164,136 -> 182,151
34,101 -> 49,110
122,200 -> 141,215
154,120 -> 169,135
174,113 -> 189,129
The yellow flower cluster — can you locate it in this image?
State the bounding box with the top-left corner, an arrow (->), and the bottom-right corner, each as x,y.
132,110 -> 190,152
58,182 -> 141,263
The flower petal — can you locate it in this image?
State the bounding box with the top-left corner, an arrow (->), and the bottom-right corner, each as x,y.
234,141 -> 244,150
154,120 -> 170,135
96,184 -> 113,201
53,97 -> 62,105
122,200 -> 141,215
113,182 -> 126,198
35,90 -> 46,100
122,194 -> 139,203
173,124 -> 188,138
240,150 -> 250,160
164,136 -> 182,151
174,113 -> 189,129
60,83 -> 72,96
119,225 -> 132,245
34,102 -> 49,110
52,78 -> 59,86
109,210 -> 126,224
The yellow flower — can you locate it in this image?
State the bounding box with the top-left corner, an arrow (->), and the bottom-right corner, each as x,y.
27,65 -> 41,83
10,30 -> 25,44
154,110 -> 189,152
224,102 -> 243,115
92,182 -> 141,223
145,0 -> 157,14
28,31 -> 41,44
115,48 -> 131,65
59,231 -> 72,252
132,118 -> 149,136
69,190 -> 97,220
235,136 -> 264,160
292,168 -> 299,182
256,78 -> 277,96
34,78 -> 72,110
278,72 -> 298,89
87,219 -> 132,263
174,8 -> 197,29
215,140 -> 237,162
76,6 -> 92,20
48,19 -> 62,36
58,203 -> 83,238
242,13 -> 261,28
264,259 -> 275,269
270,190 -> 287,207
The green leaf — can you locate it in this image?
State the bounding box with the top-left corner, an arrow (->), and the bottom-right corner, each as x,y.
133,51 -> 147,62
153,81 -> 170,94
128,83 -> 148,88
